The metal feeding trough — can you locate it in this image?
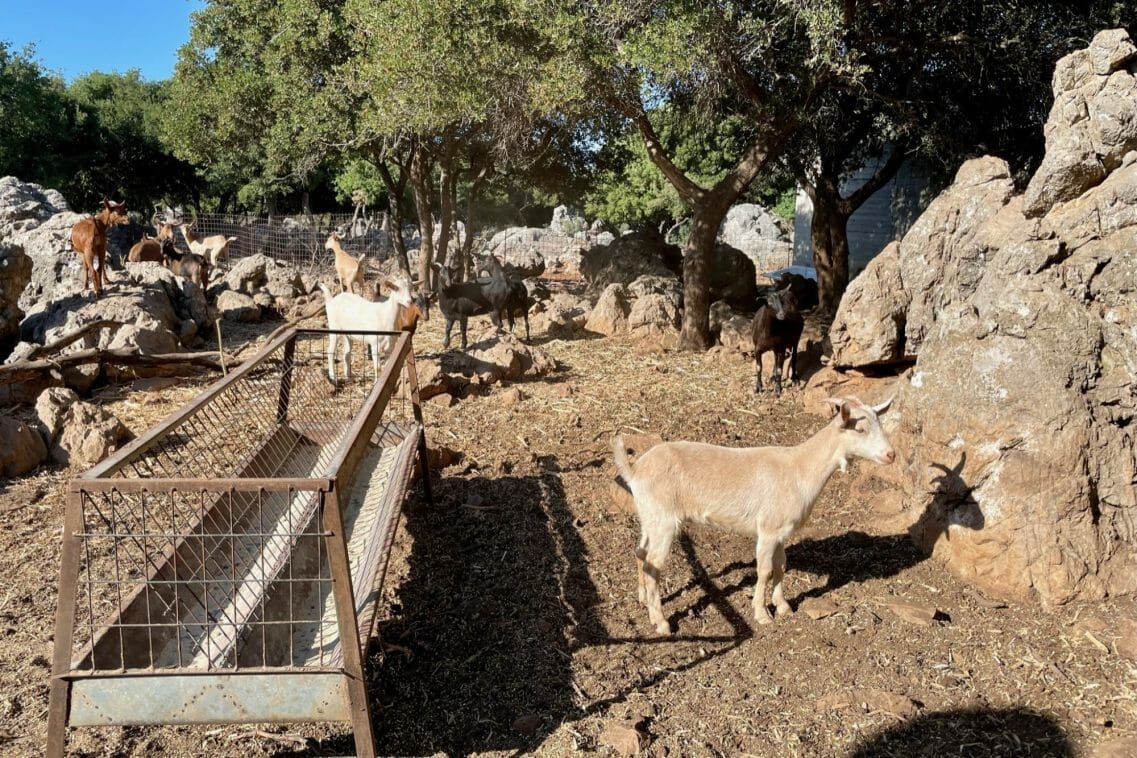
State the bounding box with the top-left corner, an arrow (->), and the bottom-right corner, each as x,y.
47,327 -> 432,757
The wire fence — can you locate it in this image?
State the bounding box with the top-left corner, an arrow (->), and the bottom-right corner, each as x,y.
181,213 -> 397,272
163,213 -> 594,280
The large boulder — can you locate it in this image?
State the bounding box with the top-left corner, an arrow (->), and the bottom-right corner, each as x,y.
0,414 -> 48,478
0,177 -> 87,310
828,30 -> 1137,606
830,157 -> 1017,366
441,328 -> 557,384
580,233 -> 681,294
484,226 -> 579,275
709,243 -> 758,311
36,387 -> 133,467
221,253 -> 306,309
1,241 -> 33,359
1022,29 -> 1137,216
585,283 -> 631,336
717,203 -> 794,273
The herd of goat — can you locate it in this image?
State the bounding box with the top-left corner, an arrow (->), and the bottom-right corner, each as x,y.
69,200 -> 820,397
66,200 -> 886,637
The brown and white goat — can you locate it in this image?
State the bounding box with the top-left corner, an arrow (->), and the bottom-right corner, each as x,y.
612,396 -> 895,635
127,221 -> 178,263
179,220 -> 236,270
70,200 -> 129,298
325,232 -> 367,294
163,249 -> 210,289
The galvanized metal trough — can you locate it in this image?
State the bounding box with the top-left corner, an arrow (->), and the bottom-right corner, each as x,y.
47,327 -> 432,757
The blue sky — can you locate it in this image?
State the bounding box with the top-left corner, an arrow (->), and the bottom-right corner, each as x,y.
2,0 -> 206,82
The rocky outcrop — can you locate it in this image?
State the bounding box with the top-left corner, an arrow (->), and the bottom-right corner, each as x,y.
219,253 -> 306,315
484,226 -> 587,275
585,284 -> 631,336
1022,29 -> 1137,216
0,241 -> 32,359
827,30 -> 1137,605
717,203 -> 794,274
581,233 -> 681,295
35,387 -> 133,467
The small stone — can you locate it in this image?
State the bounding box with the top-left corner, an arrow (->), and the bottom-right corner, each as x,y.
601,719 -> 645,757
499,386 -> 524,407
799,597 -> 840,620
882,598 -> 939,626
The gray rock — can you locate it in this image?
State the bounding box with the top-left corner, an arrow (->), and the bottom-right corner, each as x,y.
0,414 -> 48,478
1023,29 -> 1137,216
216,290 -> 262,322
828,32 -> 1137,605
717,203 -> 794,273
585,283 -> 630,336
1,241 -> 32,359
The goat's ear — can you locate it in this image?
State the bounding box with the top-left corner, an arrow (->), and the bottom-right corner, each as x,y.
380,278 -> 399,291
871,396 -> 893,416
825,398 -> 851,424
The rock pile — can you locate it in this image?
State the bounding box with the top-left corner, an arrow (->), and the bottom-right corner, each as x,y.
827,29 -> 1137,605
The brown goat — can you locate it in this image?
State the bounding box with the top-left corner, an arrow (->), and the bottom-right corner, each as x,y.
127,222 -> 178,263
70,200 -> 129,298
163,249 -> 210,289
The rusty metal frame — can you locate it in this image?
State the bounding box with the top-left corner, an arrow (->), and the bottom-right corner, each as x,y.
47,327 -> 432,758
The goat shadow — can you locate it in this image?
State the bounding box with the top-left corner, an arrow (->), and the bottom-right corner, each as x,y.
849,707 -> 1071,757
910,453 -> 986,553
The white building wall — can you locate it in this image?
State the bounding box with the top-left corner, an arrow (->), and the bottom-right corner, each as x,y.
793,155 -> 931,276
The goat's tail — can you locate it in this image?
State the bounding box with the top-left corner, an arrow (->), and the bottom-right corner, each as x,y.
612,434 -> 636,492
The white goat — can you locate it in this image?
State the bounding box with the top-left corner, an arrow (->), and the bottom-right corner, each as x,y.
612,396 -> 895,635
178,221 -> 237,269
325,232 -> 367,294
319,274 -> 414,383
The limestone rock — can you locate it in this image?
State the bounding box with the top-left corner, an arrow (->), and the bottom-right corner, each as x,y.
827,32 -> 1137,605
216,290 -> 262,322
1,241 -> 32,359
36,387 -> 133,468
628,293 -> 681,343
627,274 -> 682,308
1023,29 -> 1137,216
585,283 -> 630,336
717,203 -> 793,274
0,415 -> 48,478
581,232 -> 681,294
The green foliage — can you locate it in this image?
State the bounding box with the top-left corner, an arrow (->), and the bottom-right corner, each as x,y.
0,43 -> 199,211
332,159 -> 388,208
0,43 -> 76,193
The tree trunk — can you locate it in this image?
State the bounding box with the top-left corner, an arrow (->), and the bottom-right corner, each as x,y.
409,143 -> 435,290
375,161 -> 411,276
810,194 -> 852,315
680,204 -> 729,351
435,133 -> 457,279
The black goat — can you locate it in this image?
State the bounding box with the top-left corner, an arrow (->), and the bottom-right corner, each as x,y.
477,254 -> 530,342
432,262 -> 496,350
751,286 -> 804,396
776,272 -> 819,312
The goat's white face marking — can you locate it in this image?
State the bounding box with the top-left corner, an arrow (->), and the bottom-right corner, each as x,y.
828,397 -> 896,466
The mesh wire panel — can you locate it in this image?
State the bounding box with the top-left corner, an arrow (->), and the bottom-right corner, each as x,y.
67,329 -> 419,673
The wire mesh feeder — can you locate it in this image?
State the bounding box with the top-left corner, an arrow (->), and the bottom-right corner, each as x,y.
47,327 -> 432,758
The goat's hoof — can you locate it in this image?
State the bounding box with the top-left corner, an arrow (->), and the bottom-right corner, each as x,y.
654,620 -> 673,635
755,611 -> 775,625
775,603 -> 793,617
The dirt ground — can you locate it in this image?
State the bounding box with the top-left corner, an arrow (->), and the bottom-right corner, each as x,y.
1,284 -> 1135,757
